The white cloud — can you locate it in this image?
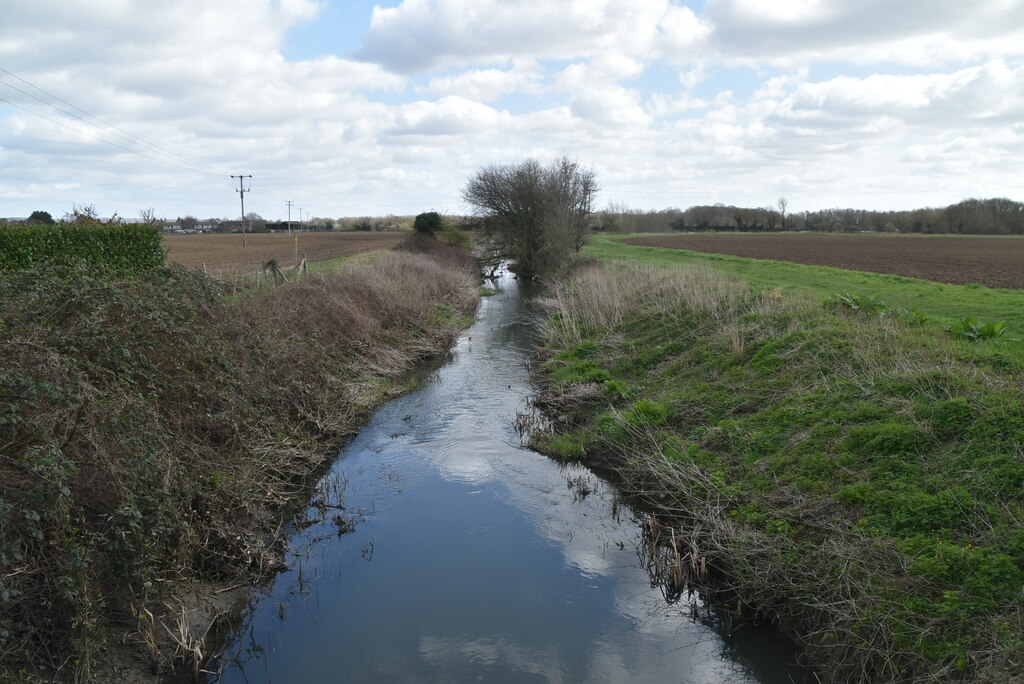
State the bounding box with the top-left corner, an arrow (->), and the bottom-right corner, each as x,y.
358,0 -> 682,72
419,61 -> 544,101
1,0 -> 1022,218
704,0 -> 1024,65
386,96 -> 506,136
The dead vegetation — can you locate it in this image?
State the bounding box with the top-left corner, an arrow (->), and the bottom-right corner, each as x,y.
0,242 -> 478,680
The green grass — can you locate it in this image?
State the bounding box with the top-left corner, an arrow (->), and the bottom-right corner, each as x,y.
585,234 -> 1024,343
306,250 -> 384,274
533,261 -> 1024,681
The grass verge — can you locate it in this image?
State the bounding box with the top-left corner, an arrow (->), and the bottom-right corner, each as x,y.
0,242 -> 478,680
585,234 -> 1024,344
531,261 -> 1023,682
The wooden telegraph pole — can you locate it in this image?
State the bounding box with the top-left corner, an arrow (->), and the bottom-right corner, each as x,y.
231,174 -> 252,246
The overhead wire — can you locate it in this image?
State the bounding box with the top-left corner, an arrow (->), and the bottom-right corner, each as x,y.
0,66 -> 223,176
0,95 -> 225,178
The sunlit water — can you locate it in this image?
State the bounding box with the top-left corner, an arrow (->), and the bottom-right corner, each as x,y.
213,274 -> 810,683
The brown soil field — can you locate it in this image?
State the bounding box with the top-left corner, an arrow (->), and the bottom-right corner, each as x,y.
163,231 -> 405,272
621,234 -> 1024,289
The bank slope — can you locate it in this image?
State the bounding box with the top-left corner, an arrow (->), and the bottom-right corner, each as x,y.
0,245 -> 478,680
532,262 -> 1023,682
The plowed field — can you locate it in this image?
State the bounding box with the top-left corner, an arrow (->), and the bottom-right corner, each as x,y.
621,234 -> 1024,289
163,232 -> 405,273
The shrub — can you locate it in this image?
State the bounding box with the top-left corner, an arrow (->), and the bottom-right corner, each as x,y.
438,222 -> 472,250
413,211 -> 443,235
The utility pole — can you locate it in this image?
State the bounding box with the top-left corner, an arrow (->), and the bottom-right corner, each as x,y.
231,174 -> 252,247
298,208 -> 304,231
285,200 -> 294,235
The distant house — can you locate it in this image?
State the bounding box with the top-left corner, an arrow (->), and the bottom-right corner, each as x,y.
161,221 -> 217,234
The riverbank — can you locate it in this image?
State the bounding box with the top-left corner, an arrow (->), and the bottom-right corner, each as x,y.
0,238 -> 479,680
530,261 -> 1023,682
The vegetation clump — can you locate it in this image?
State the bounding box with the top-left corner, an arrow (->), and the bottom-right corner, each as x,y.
0,222 -> 164,276
532,261 -> 1023,682
0,249 -> 478,679
944,317 -> 1008,342
413,211 -> 443,236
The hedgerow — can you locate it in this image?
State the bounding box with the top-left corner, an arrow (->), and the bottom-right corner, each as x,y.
0,222 -> 164,275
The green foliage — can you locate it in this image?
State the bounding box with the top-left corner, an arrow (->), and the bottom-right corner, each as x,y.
0,222 -> 164,275
552,360 -> 611,383
626,398 -> 669,426
845,421 -> 926,457
891,306 -> 929,325
602,379 -> 635,400
826,291 -> 888,315
438,222 -> 472,250
413,211 -> 443,235
944,317 -> 1007,342
917,397 -> 973,440
27,210 -> 54,225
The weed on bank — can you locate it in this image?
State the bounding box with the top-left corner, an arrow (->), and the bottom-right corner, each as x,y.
532,262 -> 1023,682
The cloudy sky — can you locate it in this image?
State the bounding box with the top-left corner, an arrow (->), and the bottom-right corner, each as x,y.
2,0 -> 1022,221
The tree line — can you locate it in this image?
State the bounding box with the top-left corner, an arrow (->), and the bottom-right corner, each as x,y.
593,197 -> 1024,235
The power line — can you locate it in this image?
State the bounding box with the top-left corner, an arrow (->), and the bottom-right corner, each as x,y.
0,66 -> 222,175
0,94 -> 224,177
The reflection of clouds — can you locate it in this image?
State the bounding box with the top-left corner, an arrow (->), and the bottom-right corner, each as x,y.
562,545 -> 615,578
419,633 -> 568,683
434,446 -> 496,484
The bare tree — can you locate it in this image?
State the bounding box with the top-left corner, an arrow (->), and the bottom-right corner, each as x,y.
138,207 -> 157,225
777,197 -> 789,230
462,157 -> 597,278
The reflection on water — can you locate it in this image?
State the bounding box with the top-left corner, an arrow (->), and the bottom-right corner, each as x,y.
212,274 -> 811,683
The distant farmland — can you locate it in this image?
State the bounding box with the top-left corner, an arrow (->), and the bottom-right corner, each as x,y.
622,233 -> 1024,289
163,231 -> 405,273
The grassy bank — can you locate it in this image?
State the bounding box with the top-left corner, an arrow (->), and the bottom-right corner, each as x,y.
584,234 -> 1024,342
531,261 -> 1023,682
0,240 -> 478,680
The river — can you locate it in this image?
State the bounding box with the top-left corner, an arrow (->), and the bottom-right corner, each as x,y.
212,273 -> 810,683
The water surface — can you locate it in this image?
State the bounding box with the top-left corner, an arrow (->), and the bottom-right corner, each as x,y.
214,274 -> 809,683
